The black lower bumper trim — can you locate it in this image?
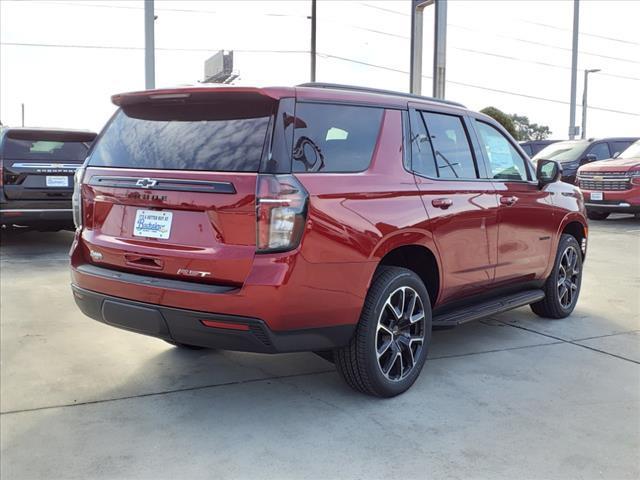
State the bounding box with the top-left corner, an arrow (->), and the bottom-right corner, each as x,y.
71,285 -> 355,354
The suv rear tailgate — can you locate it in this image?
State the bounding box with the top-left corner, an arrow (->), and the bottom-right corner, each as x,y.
77,89 -> 278,287
1,129 -> 95,201
81,167 -> 257,286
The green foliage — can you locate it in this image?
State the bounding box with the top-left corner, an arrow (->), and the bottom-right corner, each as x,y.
509,113 -> 552,141
480,107 -> 518,138
480,107 -> 551,141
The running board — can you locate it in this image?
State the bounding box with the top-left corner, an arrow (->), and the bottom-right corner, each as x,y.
432,289 -> 545,326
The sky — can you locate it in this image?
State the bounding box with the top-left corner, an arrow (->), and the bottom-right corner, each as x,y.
1,0 -> 639,139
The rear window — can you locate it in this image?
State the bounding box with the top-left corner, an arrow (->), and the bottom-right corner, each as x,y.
292,103 -> 383,173
88,106 -> 271,172
2,138 -> 90,161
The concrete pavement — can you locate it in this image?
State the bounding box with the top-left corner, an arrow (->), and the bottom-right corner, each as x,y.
1,215 -> 638,479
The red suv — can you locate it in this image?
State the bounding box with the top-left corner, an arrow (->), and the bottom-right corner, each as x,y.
577,140 -> 640,220
70,83 -> 588,397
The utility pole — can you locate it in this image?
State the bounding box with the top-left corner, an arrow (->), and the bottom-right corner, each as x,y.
568,0 -> 579,139
581,68 -> 601,139
144,0 -> 155,89
310,0 -> 316,82
410,0 -> 447,97
21,103 -> 24,127
432,0 -> 447,99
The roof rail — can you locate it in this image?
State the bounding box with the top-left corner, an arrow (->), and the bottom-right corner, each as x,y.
297,82 -> 466,108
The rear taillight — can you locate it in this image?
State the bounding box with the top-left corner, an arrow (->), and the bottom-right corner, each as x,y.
256,174 -> 308,253
72,166 -> 85,228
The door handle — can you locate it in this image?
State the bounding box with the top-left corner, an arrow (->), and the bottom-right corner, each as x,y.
432,198 -> 453,209
500,196 -> 518,206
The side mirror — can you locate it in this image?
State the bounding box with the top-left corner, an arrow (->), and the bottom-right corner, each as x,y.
537,159 -> 561,187
612,151 -> 621,159
580,153 -> 597,165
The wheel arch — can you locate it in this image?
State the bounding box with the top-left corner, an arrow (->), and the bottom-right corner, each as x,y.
374,244 -> 441,308
559,214 -> 588,260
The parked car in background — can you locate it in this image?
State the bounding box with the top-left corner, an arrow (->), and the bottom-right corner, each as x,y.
1,128 -> 97,230
70,83 -> 588,397
577,140 -> 640,220
519,139 -> 560,157
532,137 -> 639,185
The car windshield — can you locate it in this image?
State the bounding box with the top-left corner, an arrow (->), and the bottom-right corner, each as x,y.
532,141 -> 588,163
619,140 -> 640,159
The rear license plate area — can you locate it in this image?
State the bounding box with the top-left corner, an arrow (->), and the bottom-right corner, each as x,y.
133,210 -> 173,239
46,176 -> 69,187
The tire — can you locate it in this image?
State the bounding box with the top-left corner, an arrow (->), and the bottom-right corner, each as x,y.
334,266 -> 432,397
164,340 -> 206,350
531,234 -> 583,319
586,210 -> 609,220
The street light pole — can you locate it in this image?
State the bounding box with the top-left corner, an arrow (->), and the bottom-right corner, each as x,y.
581,68 -> 601,139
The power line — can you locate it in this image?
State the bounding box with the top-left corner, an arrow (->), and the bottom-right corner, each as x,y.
321,20 -> 640,74
520,19 -> 640,46
319,53 -> 640,117
29,0 -> 308,18
316,22 -> 639,79
358,1 -> 640,47
17,0 -> 640,66
2,42 -> 637,117
0,42 -> 308,55
448,24 -> 640,66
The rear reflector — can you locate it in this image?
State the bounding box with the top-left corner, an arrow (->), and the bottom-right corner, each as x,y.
200,320 -> 250,331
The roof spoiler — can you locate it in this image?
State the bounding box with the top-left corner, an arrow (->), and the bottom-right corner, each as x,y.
111,87 -> 286,107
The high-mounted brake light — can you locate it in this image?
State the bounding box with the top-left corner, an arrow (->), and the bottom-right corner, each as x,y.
148,93 -> 191,100
256,175 -> 308,253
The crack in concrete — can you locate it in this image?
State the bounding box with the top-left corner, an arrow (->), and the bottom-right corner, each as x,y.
498,322 -> 640,365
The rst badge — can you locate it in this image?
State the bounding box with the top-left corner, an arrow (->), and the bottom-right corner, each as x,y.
177,268 -> 211,278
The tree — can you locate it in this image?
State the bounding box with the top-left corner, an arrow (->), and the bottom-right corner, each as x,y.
480,107 -> 518,139
509,113 -> 551,141
480,107 -> 552,141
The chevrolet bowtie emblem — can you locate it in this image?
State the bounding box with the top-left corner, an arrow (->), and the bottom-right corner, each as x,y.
136,178 -> 158,188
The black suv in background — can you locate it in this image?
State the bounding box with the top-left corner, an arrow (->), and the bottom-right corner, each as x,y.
1,128 -> 97,230
532,137 -> 639,184
519,139 -> 559,157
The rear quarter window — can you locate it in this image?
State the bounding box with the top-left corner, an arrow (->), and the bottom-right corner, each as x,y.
292,103 -> 383,173
88,107 -> 271,172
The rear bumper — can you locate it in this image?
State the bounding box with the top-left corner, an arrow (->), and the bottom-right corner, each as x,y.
71,285 -> 355,353
0,200 -> 73,226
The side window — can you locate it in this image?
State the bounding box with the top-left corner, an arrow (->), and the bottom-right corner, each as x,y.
587,142 -> 611,160
292,103 -> 383,173
475,121 -> 528,181
521,144 -> 533,156
421,112 -> 478,179
409,109 -> 437,177
611,141 -> 631,156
